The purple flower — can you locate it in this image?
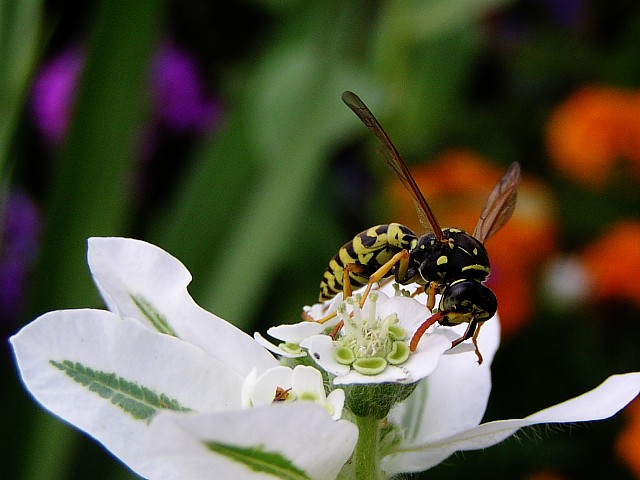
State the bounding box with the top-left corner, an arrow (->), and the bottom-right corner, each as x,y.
29,41 -> 221,147
150,43 -> 221,134
543,0 -> 583,28
0,191 -> 40,322
30,47 -> 84,146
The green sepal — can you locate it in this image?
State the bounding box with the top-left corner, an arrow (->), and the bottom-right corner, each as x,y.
344,382 -> 419,419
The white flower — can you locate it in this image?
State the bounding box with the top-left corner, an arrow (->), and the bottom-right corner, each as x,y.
10,237 -> 640,479
253,295 -> 345,358
10,237 -> 357,479
241,365 -> 345,420
254,322 -> 326,358
301,291 -> 456,385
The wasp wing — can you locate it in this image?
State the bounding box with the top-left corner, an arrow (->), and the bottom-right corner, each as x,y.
473,161 -> 521,243
342,91 -> 444,240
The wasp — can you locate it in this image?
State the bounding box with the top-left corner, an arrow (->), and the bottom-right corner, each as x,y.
319,91 -> 521,364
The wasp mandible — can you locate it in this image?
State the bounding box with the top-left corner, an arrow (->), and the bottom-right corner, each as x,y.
319,91 -> 521,363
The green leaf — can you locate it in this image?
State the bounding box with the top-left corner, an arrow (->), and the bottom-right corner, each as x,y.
204,441 -> 311,480
130,293 -> 177,337
0,0 -> 42,187
373,0 -> 513,49
50,360 -> 191,423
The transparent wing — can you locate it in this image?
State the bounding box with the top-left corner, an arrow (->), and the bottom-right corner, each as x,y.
473,162 -> 521,243
342,91 -> 444,240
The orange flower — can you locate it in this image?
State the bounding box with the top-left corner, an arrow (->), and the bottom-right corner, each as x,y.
524,470 -> 567,480
581,220 -> 640,307
616,398 -> 640,478
546,86 -> 640,187
386,149 -> 557,337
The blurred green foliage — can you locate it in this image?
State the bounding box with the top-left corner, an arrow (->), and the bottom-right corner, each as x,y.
0,0 -> 41,194
3,0 -> 640,479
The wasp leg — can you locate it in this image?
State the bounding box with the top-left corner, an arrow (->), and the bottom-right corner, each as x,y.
409,285 -> 425,298
471,323 -> 484,365
305,262 -> 366,325
343,263 -> 368,299
319,263 -> 367,333
409,311 -> 444,351
309,250 -> 410,326
450,319 -> 477,348
358,249 -> 411,308
450,319 -> 484,365
426,281 -> 439,311
304,309 -> 336,324
306,262 -> 368,327
328,320 -> 344,339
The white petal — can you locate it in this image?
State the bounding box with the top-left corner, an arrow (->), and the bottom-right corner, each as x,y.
87,237 -> 277,376
384,372 -> 640,474
526,373 -> 640,423
267,321 -> 328,343
385,316 -> 500,474
303,293 -> 346,321
253,332 -> 306,358
148,403 -> 358,480
240,368 -> 258,408
326,389 -> 346,420
375,294 -> 429,333
391,316 -> 499,431
396,332 -> 453,383
292,365 -> 327,399
300,335 -> 351,377
333,366 -> 412,385
250,366 -> 294,407
10,309 -> 246,479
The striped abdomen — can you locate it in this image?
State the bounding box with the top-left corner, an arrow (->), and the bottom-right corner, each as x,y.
319,223 -> 418,301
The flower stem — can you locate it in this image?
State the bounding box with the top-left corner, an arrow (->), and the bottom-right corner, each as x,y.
354,415 -> 383,480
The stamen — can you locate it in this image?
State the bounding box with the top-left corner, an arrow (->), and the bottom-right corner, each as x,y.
368,292 -> 378,326
330,289 -> 411,375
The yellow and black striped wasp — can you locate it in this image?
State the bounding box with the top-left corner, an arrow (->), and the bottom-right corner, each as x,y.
318,91 -> 521,364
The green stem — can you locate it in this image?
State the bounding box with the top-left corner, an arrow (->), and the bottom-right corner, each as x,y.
354,415 -> 383,480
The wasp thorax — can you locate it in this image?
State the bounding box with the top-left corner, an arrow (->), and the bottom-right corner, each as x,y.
438,279 -> 497,325
413,228 -> 491,284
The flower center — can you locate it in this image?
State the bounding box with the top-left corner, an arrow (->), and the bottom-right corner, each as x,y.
333,293 -> 410,375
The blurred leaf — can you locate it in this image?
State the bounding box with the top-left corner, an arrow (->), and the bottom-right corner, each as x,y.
154,1 -> 378,326
148,109 -> 262,287
378,0 -> 513,41
0,0 -> 42,187
29,0 -> 165,314
200,7 -> 382,325
371,1 -> 514,155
